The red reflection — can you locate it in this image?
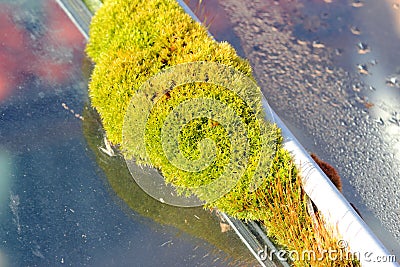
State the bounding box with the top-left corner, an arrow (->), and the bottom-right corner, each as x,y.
0,0 -> 84,102
44,1 -> 83,47
0,4 -> 24,100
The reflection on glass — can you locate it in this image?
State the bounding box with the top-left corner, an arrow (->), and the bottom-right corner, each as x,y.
183,0 -> 400,258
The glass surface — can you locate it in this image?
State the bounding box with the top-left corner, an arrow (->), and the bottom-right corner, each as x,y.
0,0 -> 257,266
184,0 -> 400,258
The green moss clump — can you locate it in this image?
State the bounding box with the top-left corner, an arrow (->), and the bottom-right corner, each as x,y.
85,0 -> 359,266
87,0 -> 286,219
86,0 -> 251,145
87,0 -> 283,218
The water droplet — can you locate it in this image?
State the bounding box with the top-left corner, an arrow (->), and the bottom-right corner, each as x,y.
357,64 -> 369,75
386,76 -> 399,87
351,0 -> 364,8
335,48 -> 343,56
376,117 -> 385,125
388,118 -> 399,125
357,42 -> 370,54
330,99 -> 340,107
352,83 -> 362,92
350,26 -> 361,35
296,39 -> 308,46
321,94 -> 329,102
370,59 -> 378,66
312,41 -> 325,49
389,112 -> 400,126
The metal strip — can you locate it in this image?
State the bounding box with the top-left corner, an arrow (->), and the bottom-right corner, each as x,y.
56,0 -> 93,40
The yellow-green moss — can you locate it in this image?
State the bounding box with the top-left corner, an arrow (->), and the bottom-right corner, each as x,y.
87,0 -> 252,145
85,0 -> 359,266
87,0 -> 285,219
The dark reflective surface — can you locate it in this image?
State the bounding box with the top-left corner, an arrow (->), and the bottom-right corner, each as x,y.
185,0 -> 400,259
0,0 -> 256,266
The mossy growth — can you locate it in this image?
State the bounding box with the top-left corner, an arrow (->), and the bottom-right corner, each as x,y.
85,0 -> 359,265
86,0 -> 285,216
81,104 -> 257,265
86,0 -> 252,146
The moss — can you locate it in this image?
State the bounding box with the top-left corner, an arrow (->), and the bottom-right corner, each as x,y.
86,0 -> 252,145
85,0 -> 359,265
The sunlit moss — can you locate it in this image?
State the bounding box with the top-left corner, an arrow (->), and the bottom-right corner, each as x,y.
84,0 -> 359,265
86,0 -> 252,145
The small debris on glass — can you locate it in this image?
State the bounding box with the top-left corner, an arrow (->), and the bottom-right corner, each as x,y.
160,240 -> 173,247
364,102 -> 374,109
61,102 -> 84,120
220,222 -> 231,232
99,136 -> 115,157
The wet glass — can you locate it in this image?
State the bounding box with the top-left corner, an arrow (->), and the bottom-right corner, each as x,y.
183,0 -> 400,258
0,0 -> 257,266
